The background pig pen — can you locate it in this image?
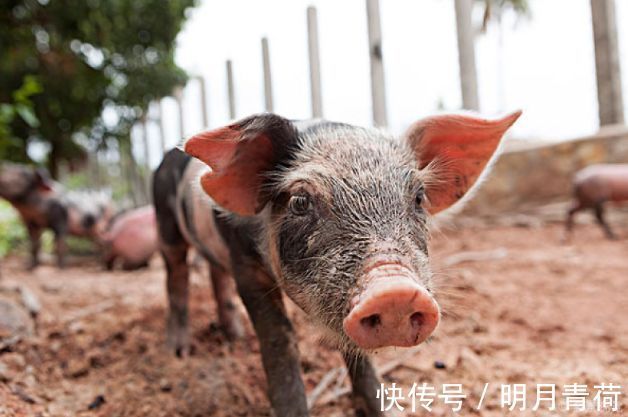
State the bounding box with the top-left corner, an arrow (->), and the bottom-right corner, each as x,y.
2,0 -> 628,416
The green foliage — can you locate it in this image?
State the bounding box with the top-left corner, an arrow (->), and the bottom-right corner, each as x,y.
1,0 -> 196,176
0,201 -> 27,257
66,236 -> 99,256
0,75 -> 42,161
63,170 -> 91,190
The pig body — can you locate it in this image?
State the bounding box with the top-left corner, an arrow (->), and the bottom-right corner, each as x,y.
0,163 -> 68,268
101,205 -> 158,270
0,163 -> 114,268
153,112 -> 520,417
566,163 -> 628,239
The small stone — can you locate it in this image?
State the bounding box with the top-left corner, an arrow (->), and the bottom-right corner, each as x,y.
66,358 -> 90,378
68,321 -> 85,334
87,394 -> 106,410
0,296 -> 34,341
3,352 -> 26,370
19,286 -> 41,318
12,386 -> 36,404
0,362 -> 14,382
159,378 -> 172,392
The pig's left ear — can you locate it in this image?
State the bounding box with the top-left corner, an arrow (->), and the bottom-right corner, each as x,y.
405,111 -> 521,214
184,114 -> 297,216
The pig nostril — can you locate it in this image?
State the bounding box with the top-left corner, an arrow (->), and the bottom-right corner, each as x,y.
410,312 -> 425,328
360,314 -> 381,329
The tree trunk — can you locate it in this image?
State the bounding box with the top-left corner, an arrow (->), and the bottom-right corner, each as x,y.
48,146 -> 60,179
454,0 -> 480,111
590,0 -> 624,126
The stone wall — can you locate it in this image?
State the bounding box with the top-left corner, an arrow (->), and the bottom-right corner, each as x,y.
462,125 -> 628,215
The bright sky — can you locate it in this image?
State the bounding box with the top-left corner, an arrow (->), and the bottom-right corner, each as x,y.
136,0 -> 628,168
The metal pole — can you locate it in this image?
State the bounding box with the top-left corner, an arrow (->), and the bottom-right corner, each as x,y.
156,100 -> 167,154
197,76 -> 209,127
590,0 -> 624,125
366,0 -> 388,127
141,115 -> 150,168
454,0 -> 480,111
261,37 -> 274,112
226,60 -> 236,120
140,116 -> 151,197
307,6 -> 323,118
173,86 -> 185,139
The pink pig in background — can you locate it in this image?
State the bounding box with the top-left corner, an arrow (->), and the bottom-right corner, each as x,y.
101,205 -> 158,270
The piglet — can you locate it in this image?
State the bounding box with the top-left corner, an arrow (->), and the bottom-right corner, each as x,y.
101,205 -> 158,270
153,111 -> 521,417
0,163 -> 67,268
566,163 -> 628,239
0,163 -> 115,268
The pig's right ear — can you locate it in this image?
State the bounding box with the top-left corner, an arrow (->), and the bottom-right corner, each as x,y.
35,168 -> 54,192
184,114 -> 297,216
404,111 -> 521,214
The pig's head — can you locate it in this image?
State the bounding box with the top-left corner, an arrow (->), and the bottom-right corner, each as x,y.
0,162 -> 54,203
185,112 -> 520,353
64,190 -> 115,238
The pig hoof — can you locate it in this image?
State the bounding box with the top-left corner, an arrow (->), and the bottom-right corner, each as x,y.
209,320 -> 244,341
223,320 -> 245,341
166,333 -> 189,358
352,396 -> 383,417
166,322 -> 189,357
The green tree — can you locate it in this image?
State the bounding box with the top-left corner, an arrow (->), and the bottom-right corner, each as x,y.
0,0 -> 195,176
0,75 -> 42,161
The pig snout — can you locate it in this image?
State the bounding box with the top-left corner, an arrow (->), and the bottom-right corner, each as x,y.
343,264 -> 439,350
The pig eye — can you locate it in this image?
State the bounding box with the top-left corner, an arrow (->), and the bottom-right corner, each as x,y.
415,189 -> 425,209
289,194 -> 312,216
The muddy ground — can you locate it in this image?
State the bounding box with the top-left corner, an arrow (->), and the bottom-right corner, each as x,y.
0,210 -> 626,417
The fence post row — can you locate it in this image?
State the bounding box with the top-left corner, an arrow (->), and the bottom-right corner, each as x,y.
197,75 -> 210,128
261,37 -> 274,112
226,60 -> 237,120
140,115 -> 152,198
157,100 -> 167,154
366,0 -> 388,127
173,86 -> 185,140
590,0 -> 624,126
454,0 -> 480,111
307,6 -> 323,118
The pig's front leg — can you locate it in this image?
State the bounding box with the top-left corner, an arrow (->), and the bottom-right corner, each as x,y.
162,243 -> 190,357
209,263 -> 244,340
49,201 -> 69,268
53,232 -> 67,268
234,263 -> 308,417
343,353 -> 383,417
26,223 -> 42,270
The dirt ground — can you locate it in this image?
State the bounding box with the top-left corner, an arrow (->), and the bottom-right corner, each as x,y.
0,213 -> 626,417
